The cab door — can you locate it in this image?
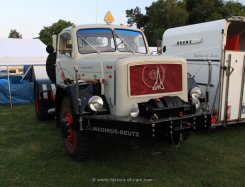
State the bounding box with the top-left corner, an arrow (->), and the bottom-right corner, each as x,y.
220,51 -> 245,123
56,32 -> 75,84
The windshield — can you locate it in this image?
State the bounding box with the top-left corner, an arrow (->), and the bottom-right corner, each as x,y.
77,28 -> 147,54
114,29 -> 147,54
77,29 -> 115,54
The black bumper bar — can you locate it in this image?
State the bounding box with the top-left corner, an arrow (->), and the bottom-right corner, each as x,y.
81,111 -> 211,139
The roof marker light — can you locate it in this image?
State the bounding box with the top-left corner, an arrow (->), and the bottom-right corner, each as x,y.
104,11 -> 114,24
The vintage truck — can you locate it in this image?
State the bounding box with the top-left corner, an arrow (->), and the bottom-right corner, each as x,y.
34,12 -> 210,160
162,16 -> 245,127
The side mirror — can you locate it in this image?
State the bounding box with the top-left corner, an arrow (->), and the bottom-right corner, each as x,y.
46,45 -> 55,54
52,35 -> 57,51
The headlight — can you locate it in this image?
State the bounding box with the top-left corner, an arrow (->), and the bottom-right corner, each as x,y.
190,87 -> 201,98
190,87 -> 201,109
129,104 -> 139,118
88,96 -> 104,112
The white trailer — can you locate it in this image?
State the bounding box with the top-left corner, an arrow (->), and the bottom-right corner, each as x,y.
162,16 -> 245,126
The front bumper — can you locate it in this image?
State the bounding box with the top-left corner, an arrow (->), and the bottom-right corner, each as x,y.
81,111 -> 211,139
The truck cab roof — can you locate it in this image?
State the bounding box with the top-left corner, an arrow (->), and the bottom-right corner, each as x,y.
57,24 -> 149,56
60,24 -> 143,35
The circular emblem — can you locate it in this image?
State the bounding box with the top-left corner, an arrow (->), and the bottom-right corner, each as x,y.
142,65 -> 165,90
148,70 -> 157,81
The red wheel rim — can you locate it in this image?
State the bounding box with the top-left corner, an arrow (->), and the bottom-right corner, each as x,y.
64,112 -> 75,147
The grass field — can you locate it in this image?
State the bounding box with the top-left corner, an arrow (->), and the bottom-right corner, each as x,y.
0,104 -> 244,187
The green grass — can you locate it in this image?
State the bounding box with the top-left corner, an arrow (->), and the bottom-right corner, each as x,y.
0,104 -> 245,187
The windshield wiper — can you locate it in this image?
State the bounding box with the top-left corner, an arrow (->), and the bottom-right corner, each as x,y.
114,33 -> 135,54
78,35 -> 101,54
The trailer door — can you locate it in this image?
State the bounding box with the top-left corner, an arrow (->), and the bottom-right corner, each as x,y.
221,51 -> 245,123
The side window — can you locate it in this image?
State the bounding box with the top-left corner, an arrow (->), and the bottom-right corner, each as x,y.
59,33 -> 72,57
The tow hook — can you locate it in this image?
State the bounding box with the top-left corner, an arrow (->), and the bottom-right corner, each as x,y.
182,121 -> 195,130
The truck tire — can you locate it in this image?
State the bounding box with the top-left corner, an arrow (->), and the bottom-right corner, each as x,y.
161,96 -> 173,108
34,85 -> 49,121
171,96 -> 183,107
60,97 -> 95,161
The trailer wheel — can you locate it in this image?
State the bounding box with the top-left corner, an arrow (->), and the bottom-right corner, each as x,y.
60,97 -> 95,161
34,85 -> 49,121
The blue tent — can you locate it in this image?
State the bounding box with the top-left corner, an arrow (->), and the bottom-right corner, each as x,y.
0,38 -> 47,106
0,75 -> 34,105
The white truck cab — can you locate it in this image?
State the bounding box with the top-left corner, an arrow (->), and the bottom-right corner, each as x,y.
38,12 -> 210,160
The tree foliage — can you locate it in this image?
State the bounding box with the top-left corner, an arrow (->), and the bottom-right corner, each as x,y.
146,0 -> 188,45
126,0 -> 245,46
222,1 -> 245,18
126,7 -> 148,29
39,20 -> 73,45
187,0 -> 223,24
8,29 -> 22,39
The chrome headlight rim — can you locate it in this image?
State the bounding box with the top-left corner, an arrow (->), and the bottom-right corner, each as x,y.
129,104 -> 139,118
190,87 -> 202,109
88,96 -> 104,112
190,87 -> 202,99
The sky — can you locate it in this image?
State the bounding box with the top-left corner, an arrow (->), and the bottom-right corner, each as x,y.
1,0 -> 245,39
0,0 -> 155,39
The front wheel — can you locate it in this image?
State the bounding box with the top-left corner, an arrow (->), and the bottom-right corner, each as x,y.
60,97 -> 95,161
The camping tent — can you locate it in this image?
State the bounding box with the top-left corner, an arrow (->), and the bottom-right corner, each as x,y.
0,38 -> 48,107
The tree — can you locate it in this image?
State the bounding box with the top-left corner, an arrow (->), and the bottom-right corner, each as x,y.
222,1 -> 245,18
39,20 -> 73,45
186,0 -> 245,23
186,0 -> 224,24
126,0 -> 188,46
126,6 -> 148,29
147,0 -> 188,29
8,29 -> 22,39
143,0 -> 188,46
126,0 -> 245,46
